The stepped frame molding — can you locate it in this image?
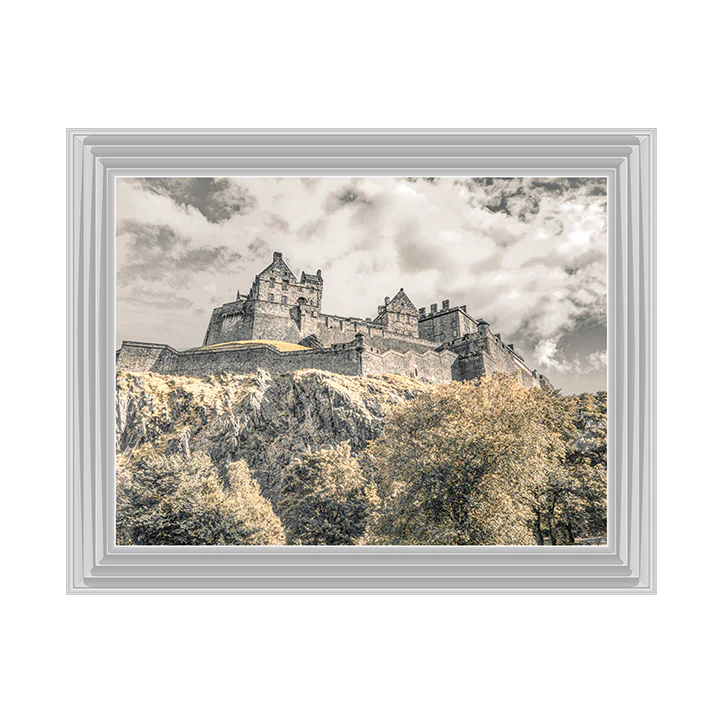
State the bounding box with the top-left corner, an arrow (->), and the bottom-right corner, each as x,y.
68,128 -> 655,593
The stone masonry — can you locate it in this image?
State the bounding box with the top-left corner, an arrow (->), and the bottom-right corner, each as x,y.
117,252 -> 552,388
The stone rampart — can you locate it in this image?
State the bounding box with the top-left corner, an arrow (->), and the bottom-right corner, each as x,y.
116,342 -> 179,373
117,341 -> 362,378
443,328 -> 550,388
116,338 -> 459,383
174,344 -> 361,377
360,347 -> 456,383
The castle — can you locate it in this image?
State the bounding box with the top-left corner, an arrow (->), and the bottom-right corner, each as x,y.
117,251 -> 552,389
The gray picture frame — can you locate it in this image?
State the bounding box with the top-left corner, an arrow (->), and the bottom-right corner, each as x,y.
67,129 -> 656,594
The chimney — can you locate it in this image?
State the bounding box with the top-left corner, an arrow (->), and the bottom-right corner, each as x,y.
460,305 -> 466,312
378,305 -> 386,315
384,296 -> 391,305
419,307 -> 426,318
316,269 -> 322,280
273,251 -> 282,261
442,299 -> 450,310
430,303 -> 438,313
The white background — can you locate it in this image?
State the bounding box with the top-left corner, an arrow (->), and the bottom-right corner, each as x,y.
1,1 -> 720,721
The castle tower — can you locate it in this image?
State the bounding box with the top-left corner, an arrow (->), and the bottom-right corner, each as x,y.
203,252 -> 325,345
418,300 -> 478,345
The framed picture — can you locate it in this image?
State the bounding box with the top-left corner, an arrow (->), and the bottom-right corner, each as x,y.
67,129 -> 655,593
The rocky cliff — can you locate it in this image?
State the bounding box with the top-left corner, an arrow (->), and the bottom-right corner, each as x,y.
116,368 -> 427,503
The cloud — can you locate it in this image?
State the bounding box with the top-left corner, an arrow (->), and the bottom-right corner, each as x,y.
117,221 -> 244,288
117,286 -> 196,311
136,178 -> 257,224
535,339 -> 607,377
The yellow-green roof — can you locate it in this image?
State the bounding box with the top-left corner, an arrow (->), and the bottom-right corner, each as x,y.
196,339 -> 310,352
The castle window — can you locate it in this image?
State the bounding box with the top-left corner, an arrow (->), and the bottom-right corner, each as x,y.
339,320 -> 344,330
282,282 -> 288,291
281,296 -> 287,305
268,293 -> 274,302
396,312 -> 400,321
269,278 -> 275,288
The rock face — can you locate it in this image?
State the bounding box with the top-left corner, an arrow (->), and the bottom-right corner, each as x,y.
116,368 -> 427,504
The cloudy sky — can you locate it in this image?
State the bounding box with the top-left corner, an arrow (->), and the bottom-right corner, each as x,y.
116,176 -> 607,394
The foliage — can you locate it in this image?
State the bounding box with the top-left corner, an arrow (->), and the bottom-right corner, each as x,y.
566,391 -> 607,467
116,452 -> 286,545
524,391 -> 607,544
278,442 -> 370,545
541,392 -> 607,545
365,375 -> 569,545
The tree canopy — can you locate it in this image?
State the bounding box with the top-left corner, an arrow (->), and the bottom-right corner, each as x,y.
116,452 -> 286,545
278,442 -> 369,545
365,375 -> 570,545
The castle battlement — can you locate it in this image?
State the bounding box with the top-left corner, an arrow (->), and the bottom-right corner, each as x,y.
117,251 -> 552,389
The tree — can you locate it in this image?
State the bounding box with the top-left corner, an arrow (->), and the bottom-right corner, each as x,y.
558,392 -> 607,542
366,375 -> 568,545
278,442 -> 369,545
524,392 -> 607,544
116,452 -> 286,545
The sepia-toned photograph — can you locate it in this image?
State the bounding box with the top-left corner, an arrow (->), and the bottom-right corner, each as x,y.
115,176 -> 608,546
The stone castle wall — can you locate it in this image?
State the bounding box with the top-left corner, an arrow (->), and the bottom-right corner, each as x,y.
175,345 -> 362,377
444,327 -> 551,388
207,301 -> 442,352
204,300 -> 254,346
116,338 -> 459,382
418,302 -> 478,345
315,315 -> 437,352
360,346 -> 456,383
117,341 -> 363,377
116,343 -> 179,373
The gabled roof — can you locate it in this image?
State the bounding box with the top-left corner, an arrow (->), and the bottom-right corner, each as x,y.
258,252 -> 298,282
385,288 -> 418,314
